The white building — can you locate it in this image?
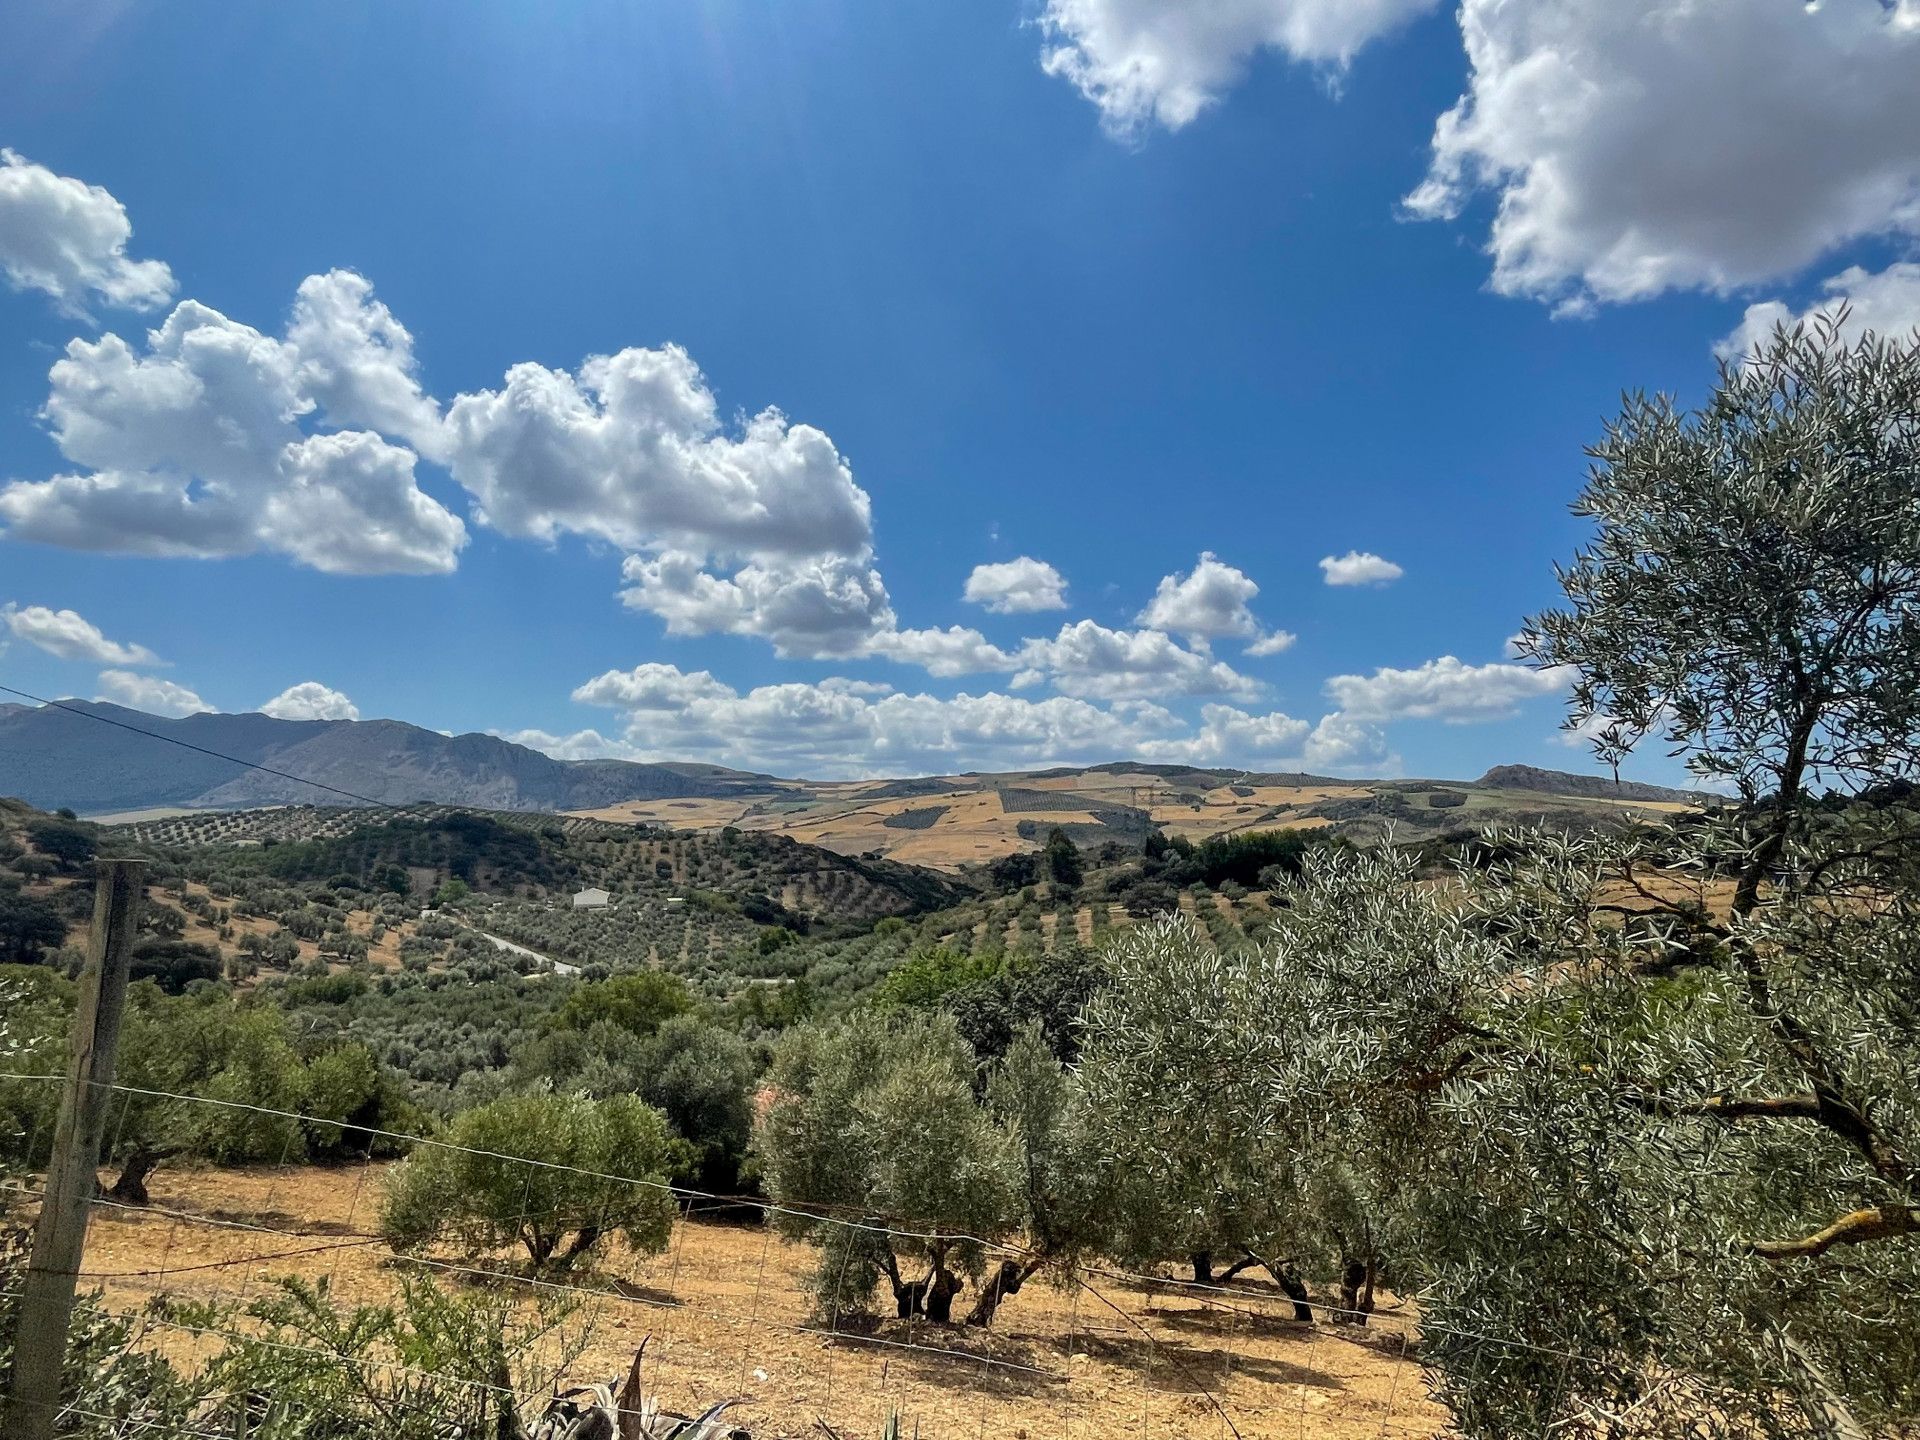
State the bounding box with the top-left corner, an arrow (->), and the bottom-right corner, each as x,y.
572,887 -> 611,910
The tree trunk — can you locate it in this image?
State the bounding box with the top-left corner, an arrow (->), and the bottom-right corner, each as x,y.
1255,1255 -> 1313,1323
1190,1251 -> 1214,1285
965,1259 -> 1034,1327
523,1228 -> 556,1271
1336,1257 -> 1376,1326
923,1265 -> 962,1323
106,1146 -> 167,1206
880,1250 -> 922,1318
1217,1252 -> 1261,1284
559,1226 -> 602,1268
892,1275 -> 925,1319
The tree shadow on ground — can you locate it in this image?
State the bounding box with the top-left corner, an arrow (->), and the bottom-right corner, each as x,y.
200,1207 -> 361,1237
814,1315 -> 1062,1399
1062,1331 -> 1343,1393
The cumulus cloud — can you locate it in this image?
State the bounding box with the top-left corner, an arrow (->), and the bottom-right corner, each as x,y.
1017,619 -> 1262,701
285,270 -> 447,458
618,550 -> 895,659
496,727 -> 633,762
259,681 -> 360,721
1139,702 -> 1311,765
1405,1 -> 1920,309
1,603 -> 159,666
0,281 -> 467,574
1037,0 -> 1439,137
1319,550 -> 1403,587
870,626 -> 1023,678
1301,713 -> 1394,773
1324,654 -> 1571,723
96,669 -> 210,717
1136,553 -> 1293,654
571,662 -> 740,712
443,345 -> 872,560
963,557 -> 1069,614
565,662 -> 1319,778
0,149 -> 175,312
1718,261 -> 1920,359
1244,630 -> 1297,657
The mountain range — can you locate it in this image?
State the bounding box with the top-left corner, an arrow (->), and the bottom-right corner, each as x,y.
0,699 -> 1705,817
0,701 -> 780,815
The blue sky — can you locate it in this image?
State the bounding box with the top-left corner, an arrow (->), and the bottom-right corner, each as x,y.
2,0 -> 1917,784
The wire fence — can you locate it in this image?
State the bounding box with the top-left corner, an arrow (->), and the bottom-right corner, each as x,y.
2,1071 -> 1617,1439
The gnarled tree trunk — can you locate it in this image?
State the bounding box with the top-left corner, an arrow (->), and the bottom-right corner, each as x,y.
1336,1257 -> 1377,1326
1217,1252 -> 1262,1283
1253,1253 -> 1313,1323
965,1258 -> 1037,1328
106,1145 -> 171,1206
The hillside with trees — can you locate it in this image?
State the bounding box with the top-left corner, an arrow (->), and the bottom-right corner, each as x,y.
4,319 -> 1919,1436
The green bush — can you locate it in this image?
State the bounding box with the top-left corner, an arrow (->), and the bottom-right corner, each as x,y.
380,1092 -> 682,1270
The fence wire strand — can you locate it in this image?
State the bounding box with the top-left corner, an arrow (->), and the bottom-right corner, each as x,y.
0,1072 -> 1640,1438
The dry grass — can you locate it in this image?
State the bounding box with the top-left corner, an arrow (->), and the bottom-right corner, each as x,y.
569,778 -> 1386,872
61,1164 -> 1446,1440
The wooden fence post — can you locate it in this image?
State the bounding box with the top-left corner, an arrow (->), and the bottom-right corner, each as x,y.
4,858 -> 144,1440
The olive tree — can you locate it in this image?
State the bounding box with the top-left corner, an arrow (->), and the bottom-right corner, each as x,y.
1081,319 -> 1920,1435
1523,311 -> 1920,906
381,1092 -> 682,1272
966,1022 -> 1109,1325
1083,909 -> 1415,1320
755,1011 -> 1015,1323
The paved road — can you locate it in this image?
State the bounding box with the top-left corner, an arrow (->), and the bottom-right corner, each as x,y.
475,929 -> 581,977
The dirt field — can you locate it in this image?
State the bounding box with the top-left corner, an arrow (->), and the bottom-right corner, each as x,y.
61,1164 -> 1446,1439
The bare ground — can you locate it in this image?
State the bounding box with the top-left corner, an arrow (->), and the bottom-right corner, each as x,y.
60,1164 -> 1447,1440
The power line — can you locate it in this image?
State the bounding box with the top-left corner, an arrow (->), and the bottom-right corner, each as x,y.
0,683 -> 401,811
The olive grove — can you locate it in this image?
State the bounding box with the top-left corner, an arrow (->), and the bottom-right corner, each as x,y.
1077,317 -> 1920,1437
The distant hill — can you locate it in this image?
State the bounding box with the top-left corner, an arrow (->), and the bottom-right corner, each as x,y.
0,701 -> 785,814
1,700 -> 1705,863
1476,764 -> 1703,806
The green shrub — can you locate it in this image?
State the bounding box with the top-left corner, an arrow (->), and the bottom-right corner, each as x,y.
380,1092 -> 682,1270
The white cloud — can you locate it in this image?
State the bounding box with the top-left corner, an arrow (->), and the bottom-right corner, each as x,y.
1017,619 -> 1262,700
1718,261 -> 1920,359
963,556 -> 1069,614
1244,630 -> 1297,657
259,682 -> 360,721
1324,655 -> 1571,723
564,662 -> 1321,778
496,727 -> 631,762
0,149 -> 175,312
1140,702 -> 1312,765
443,346 -> 872,561
617,550 -> 895,659
270,432 -> 468,575
0,282 -> 467,574
1301,713 -> 1394,773
1,603 -> 160,666
1037,0 -> 1439,137
1319,550 -> 1403,587
571,662 -> 738,712
285,270 -> 447,459
1405,1 -> 1920,310
96,669 -> 210,717
1136,552 -> 1293,654
870,626 -> 1023,678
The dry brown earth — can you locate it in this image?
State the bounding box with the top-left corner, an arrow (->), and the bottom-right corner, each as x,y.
56,1164 -> 1446,1440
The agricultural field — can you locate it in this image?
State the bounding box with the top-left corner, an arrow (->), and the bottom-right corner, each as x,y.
570,765 -> 1701,869
28,1162 -> 1444,1440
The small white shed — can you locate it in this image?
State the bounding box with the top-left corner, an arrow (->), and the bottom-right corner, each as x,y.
572,887 -> 611,910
